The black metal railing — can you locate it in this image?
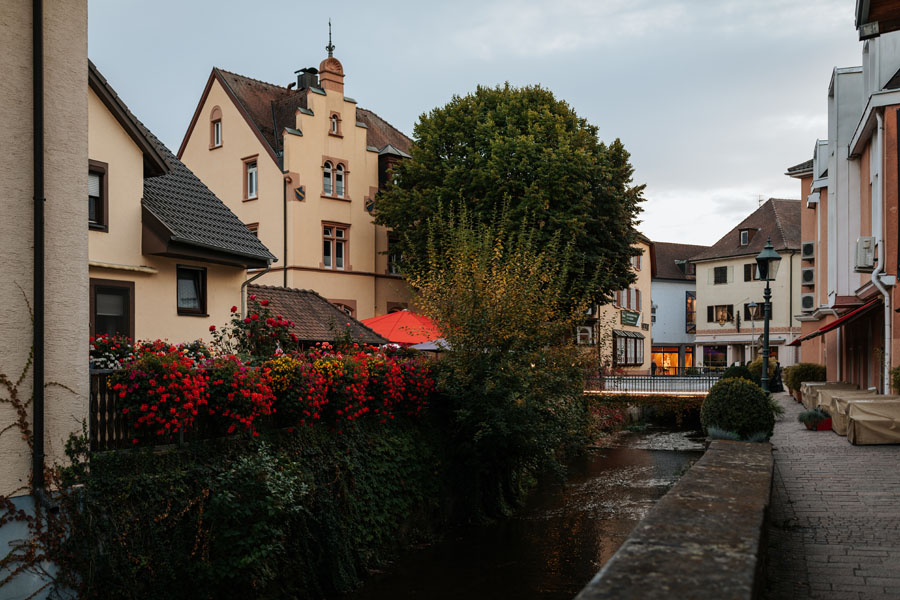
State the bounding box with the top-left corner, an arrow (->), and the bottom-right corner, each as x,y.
650,366 -> 725,377
585,374 -> 721,394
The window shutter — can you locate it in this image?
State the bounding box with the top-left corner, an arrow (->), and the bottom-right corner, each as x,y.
727,265 -> 734,283
89,172 -> 101,197
707,305 -> 714,322
636,289 -> 641,312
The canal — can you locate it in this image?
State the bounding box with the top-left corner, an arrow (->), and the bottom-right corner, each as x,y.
345,428 -> 705,600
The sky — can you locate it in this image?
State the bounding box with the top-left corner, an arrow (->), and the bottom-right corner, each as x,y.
89,0 -> 862,246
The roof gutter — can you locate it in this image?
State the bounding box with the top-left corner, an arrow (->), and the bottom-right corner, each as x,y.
32,0 -> 46,494
241,262 -> 271,318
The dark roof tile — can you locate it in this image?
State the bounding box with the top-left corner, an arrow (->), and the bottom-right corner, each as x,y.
652,241 -> 710,280
249,285 -> 387,345
690,199 -> 801,262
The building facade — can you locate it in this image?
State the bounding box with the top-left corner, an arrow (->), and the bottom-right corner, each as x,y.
788,21 -> 900,392
178,49 -> 411,320
591,237 -> 653,374
650,241 -> 708,373
692,199 -> 802,369
88,63 -> 274,343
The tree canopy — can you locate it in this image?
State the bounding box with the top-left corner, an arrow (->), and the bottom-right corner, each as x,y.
374,83 -> 645,301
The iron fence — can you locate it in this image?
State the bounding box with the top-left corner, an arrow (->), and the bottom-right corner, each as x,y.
585,374 -> 721,394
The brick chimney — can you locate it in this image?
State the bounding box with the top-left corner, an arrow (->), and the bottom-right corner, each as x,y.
318,57 -> 344,94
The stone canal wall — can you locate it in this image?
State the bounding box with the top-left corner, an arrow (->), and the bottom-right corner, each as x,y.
574,440 -> 774,600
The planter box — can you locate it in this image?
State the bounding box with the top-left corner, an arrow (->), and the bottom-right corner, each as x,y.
804,418 -> 832,431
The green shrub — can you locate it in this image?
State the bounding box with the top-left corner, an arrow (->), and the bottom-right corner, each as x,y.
700,377 -> 775,439
747,356 -> 778,385
707,426 -> 741,441
784,363 -> 827,392
798,407 -> 829,426
721,364 -> 753,381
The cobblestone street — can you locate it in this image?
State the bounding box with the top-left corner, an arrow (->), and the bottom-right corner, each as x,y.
764,393 -> 900,599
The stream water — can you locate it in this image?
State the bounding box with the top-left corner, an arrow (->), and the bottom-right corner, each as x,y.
344,427 -> 705,600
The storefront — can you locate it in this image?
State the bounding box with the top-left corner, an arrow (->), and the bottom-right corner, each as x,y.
651,345 -> 695,374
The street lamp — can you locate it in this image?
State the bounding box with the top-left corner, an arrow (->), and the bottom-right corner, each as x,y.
755,238 -> 782,393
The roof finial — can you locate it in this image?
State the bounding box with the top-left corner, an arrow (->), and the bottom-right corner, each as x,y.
326,19 -> 335,58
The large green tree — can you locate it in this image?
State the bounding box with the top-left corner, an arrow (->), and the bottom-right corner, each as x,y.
375,83 -> 645,300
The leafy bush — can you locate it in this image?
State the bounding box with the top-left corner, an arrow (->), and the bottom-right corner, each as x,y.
798,407 -> 829,426
700,377 -> 775,439
747,356 -> 778,385
707,426 -> 741,441
784,363 -> 827,392
721,364 -> 753,381
89,334 -> 134,369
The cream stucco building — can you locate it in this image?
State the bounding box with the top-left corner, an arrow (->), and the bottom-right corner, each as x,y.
87,63 -> 274,343
178,48 -> 411,320
588,237 -> 653,374
691,199 -> 802,369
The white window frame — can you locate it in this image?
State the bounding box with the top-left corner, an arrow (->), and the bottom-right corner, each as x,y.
213,120 -> 222,147
335,164 -> 345,198
247,161 -> 258,199
323,161 -> 333,196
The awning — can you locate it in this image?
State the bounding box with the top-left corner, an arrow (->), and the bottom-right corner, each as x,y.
788,299 -> 881,346
613,329 -> 645,340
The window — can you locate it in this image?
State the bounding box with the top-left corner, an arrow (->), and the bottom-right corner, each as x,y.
335,164 -> 344,198
246,223 -> 259,237
88,160 -> 108,231
740,230 -> 749,246
334,303 -> 353,317
388,234 -> 402,274
243,155 -> 259,201
323,224 -> 348,270
576,326 -> 593,345
706,304 -> 734,323
613,332 -> 645,367
176,266 -> 207,315
743,302 -> 762,321
616,287 -> 642,311
687,263 -> 696,276
685,291 -> 696,333
703,345 -> 728,368
631,254 -> 642,270
323,161 -> 333,195
90,278 -> 134,339
330,114 -> 339,135
713,266 -> 728,284
209,105 -> 223,149
743,263 -> 760,281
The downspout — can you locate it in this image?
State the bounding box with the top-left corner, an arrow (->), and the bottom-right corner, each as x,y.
32,0 -> 46,494
789,251 -> 796,363
283,173 -> 288,288
870,110 -> 891,392
241,261 -> 272,318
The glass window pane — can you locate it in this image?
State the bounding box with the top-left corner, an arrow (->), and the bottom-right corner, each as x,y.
335,229 -> 344,238
323,240 -> 332,267
177,273 -> 200,309
324,227 -> 332,237
323,162 -> 332,195
88,173 -> 101,196
336,241 -> 344,269
96,292 -> 124,316
89,197 -> 97,223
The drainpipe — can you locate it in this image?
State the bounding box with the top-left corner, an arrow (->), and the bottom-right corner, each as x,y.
32,0 -> 46,494
241,261 -> 272,318
283,173 -> 288,287
871,110 -> 892,392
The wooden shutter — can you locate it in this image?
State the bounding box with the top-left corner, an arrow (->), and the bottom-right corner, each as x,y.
636,289 -> 642,312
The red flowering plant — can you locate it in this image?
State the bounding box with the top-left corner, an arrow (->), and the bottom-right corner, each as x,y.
89,334 -> 134,370
210,298 -> 299,363
395,355 -> 436,417
200,355 -> 275,436
307,344 -> 371,428
264,354 -> 329,427
108,350 -> 209,445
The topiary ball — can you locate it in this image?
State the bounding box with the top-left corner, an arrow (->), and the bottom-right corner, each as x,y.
721,364 -> 753,381
701,377 -> 775,439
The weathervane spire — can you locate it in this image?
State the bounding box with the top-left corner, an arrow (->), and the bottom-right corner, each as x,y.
326,19 -> 335,58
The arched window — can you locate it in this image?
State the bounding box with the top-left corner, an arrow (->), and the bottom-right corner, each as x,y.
331,114 -> 339,134
323,161 -> 333,196
335,164 -> 344,198
209,106 -> 223,148
335,303 -> 353,317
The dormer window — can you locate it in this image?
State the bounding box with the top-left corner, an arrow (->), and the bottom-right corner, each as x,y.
739,228 -> 757,246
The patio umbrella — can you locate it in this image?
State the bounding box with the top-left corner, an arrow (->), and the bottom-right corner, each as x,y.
361,310 -> 442,345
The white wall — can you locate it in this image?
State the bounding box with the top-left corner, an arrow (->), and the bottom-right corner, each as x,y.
651,279 -> 695,345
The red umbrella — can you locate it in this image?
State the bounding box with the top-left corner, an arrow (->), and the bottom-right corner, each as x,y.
361,310 -> 441,345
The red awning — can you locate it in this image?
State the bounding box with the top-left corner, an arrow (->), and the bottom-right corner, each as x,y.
789,299 -> 881,346
361,310 -> 442,345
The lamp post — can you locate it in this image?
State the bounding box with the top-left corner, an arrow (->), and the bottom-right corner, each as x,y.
755,239 -> 782,393
748,301 -> 759,359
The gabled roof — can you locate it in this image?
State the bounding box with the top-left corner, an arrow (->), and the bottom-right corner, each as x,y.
89,61 -> 274,267
690,199 -> 801,263
652,241 -> 710,280
248,285 -> 387,345
178,67 -> 412,162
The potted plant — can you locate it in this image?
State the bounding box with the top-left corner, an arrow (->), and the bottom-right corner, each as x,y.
798,407 -> 832,431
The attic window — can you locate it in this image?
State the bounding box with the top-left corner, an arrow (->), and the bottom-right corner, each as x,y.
739,228 -> 756,246
329,112 -> 342,137
209,105 -> 223,149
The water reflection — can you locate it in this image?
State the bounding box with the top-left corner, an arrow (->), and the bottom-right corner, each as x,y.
344,429 -> 703,600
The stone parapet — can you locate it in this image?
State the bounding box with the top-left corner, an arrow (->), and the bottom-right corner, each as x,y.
575,440 -> 773,600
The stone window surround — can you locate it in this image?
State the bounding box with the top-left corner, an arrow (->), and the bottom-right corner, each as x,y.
321,221 -> 351,271
328,111 -> 343,137
209,105 -> 223,149
321,155 -> 350,201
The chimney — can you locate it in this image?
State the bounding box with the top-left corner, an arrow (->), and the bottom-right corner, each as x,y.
318,57 -> 344,94
294,67 -> 319,90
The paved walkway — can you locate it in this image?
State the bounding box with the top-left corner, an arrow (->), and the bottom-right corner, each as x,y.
764,393 -> 900,600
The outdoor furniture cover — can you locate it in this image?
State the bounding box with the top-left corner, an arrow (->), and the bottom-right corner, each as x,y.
831,392 -> 900,435
800,382 -> 857,410
847,400 -> 900,445
816,389 -> 876,413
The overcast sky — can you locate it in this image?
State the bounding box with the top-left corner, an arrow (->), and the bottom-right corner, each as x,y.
89,0 -> 862,246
